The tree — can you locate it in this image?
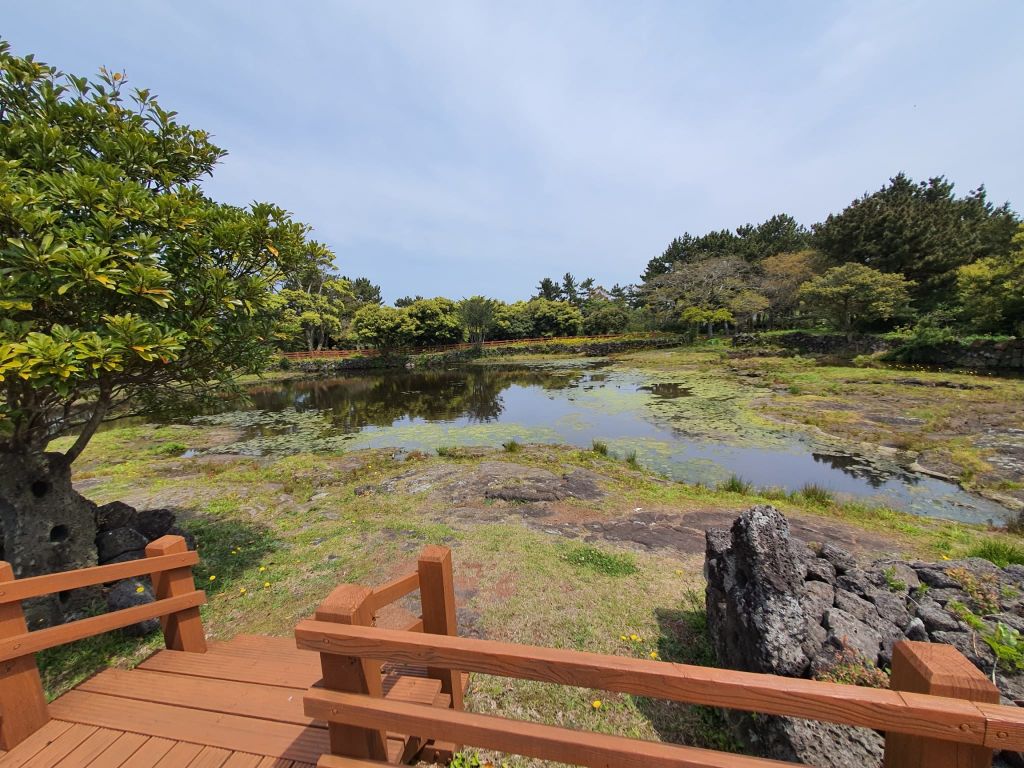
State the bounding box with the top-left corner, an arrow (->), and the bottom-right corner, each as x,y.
956,224 -> 1024,334
394,295 -> 424,308
404,297 -> 463,346
490,301 -> 534,340
526,298 -> 582,337
351,304 -> 416,349
0,41 -> 313,603
277,241 -> 350,351
813,174 -> 1019,310
459,296 -> 497,344
346,276 -> 382,306
797,264 -> 915,337
641,255 -> 748,328
535,277 -> 562,301
582,301 -> 630,335
561,273 -> 579,306
758,250 -> 824,326
680,306 -> 733,338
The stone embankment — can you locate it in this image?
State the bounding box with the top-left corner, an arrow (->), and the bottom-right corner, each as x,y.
705,504 -> 1024,766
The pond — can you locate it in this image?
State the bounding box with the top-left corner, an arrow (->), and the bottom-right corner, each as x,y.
192,362 -> 1012,525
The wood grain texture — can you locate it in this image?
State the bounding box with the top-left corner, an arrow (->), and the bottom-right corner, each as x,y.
146,537 -> 207,653
313,586 -> 387,761
0,592 -> 205,664
139,649 -> 320,689
417,546 -> 463,712
365,573 -> 419,613
293,620 -> 1014,748
0,553 -> 198,606
0,562 -> 49,750
83,731 -> 148,768
884,641 -> 999,768
305,690 -> 794,768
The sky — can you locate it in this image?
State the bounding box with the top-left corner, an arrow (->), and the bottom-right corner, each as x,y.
5,2 -> 1023,303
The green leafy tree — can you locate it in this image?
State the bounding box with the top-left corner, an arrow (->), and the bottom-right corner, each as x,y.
956,224 -> 1024,334
561,273 -> 579,306
679,306 -> 734,338
535,277 -> 563,301
345,276 -> 383,307
351,304 -> 416,350
526,298 -> 582,337
798,263 -> 915,337
582,300 -> 630,335
0,41 -> 314,587
813,174 -> 1019,309
404,297 -> 463,346
490,301 -> 534,340
458,296 -> 497,344
276,241 -> 350,351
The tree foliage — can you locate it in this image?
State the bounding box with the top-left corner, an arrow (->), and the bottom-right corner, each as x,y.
797,264 -> 915,335
956,224 -> 1024,334
0,40 -> 313,459
459,296 -> 497,344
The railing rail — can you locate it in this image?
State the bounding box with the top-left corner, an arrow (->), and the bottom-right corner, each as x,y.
0,533 -> 207,750
298,546 -> 1024,768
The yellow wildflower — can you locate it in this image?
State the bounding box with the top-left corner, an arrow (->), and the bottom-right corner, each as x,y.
591,699 -> 602,709
263,582 -> 271,588
239,587 -> 247,594
209,575 -> 216,581
649,650 -> 659,659
135,585 -> 145,594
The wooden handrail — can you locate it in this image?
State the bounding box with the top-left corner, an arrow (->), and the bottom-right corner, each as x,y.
305,689 -> 792,768
365,572 -> 419,613
294,620 -> 1024,750
0,591 -> 205,663
0,551 -> 199,604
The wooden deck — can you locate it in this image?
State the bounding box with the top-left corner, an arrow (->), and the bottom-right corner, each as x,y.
0,634 -> 456,768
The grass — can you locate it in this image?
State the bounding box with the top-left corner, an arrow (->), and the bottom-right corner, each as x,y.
624,449 -> 640,468
502,439 -> 522,453
591,439 -> 609,456
560,544 -> 639,577
797,483 -> 834,506
718,474 -> 752,495
966,539 -> 1024,568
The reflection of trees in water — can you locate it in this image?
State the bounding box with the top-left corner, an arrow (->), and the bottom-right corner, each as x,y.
810,452 -> 916,489
247,368 -> 582,432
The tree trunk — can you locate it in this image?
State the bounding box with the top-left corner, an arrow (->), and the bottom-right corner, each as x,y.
0,451 -> 99,626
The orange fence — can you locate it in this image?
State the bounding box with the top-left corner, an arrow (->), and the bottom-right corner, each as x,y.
281,332 -> 669,361
0,535 -> 206,749
297,546 -> 1024,768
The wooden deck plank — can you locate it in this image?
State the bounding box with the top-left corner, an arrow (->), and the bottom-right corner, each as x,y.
151,742 -> 204,768
139,650 -> 321,690
77,669 -> 319,728
220,754 -> 263,768
384,676 -> 441,706
253,759 -> 293,768
52,729 -> 120,768
0,722 -> 73,768
118,738 -> 174,768
49,691 -> 328,765
18,724 -> 96,768
84,733 -> 147,768
186,747 -> 231,768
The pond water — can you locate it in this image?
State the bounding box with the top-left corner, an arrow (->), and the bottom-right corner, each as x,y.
194,363 -> 1012,525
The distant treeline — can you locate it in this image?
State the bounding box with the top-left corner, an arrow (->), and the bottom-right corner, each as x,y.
275,173 -> 1022,352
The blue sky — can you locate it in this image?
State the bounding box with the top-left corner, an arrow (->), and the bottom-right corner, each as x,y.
6,2 -> 1023,303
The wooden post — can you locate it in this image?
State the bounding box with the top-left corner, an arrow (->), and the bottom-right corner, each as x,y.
418,545 -> 464,710
884,640 -> 999,768
0,561 -> 49,750
315,584 -> 389,760
146,535 -> 206,653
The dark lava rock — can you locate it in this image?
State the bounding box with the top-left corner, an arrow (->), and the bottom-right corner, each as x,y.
913,566 -> 962,589
801,580 -> 835,621
931,630 -> 997,669
834,589 -> 877,624
824,607 -> 882,661
107,579 -> 160,637
805,557 -> 837,585
905,617 -> 928,641
835,568 -> 873,596
914,598 -> 963,633
866,588 -> 911,630
95,501 -> 137,532
97,527 -> 149,563
165,525 -> 197,551
819,542 -> 857,575
134,508 -> 176,541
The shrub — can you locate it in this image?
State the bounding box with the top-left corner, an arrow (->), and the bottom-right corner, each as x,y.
718,474 -> 752,495
966,540 -> 1024,569
502,439 -> 522,453
797,483 -> 834,506
560,544 -> 638,577
436,446 -> 461,458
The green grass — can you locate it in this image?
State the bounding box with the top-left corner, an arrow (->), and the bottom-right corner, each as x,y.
796,483 -> 834,506
591,439 -> 609,456
560,544 -> 639,577
966,539 -> 1024,568
502,439 -> 522,453
624,449 -> 640,468
718,474 -> 752,495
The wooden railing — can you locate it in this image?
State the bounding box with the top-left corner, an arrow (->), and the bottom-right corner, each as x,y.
281,332 -> 668,361
0,534 -> 206,750
296,546 -> 1024,768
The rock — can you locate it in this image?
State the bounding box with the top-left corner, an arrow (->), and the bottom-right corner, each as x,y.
876,619 -> 906,668
805,557 -> 837,585
835,568 -> 873,596
134,508 -> 176,541
803,619 -> 828,661
905,617 -> 928,641
95,500 -> 137,532
824,607 -> 882,662
734,716 -> 883,768
165,525 -> 196,551
913,565 -> 962,589
801,581 -> 835,621
834,590 -> 878,624
915,598 -> 963,633
819,542 -> 856,575
96,527 -> 149,564
106,579 -> 160,637
705,505 -> 809,677
869,561 -> 919,592
866,588 -> 911,630
924,587 -> 966,605
102,550 -> 145,566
